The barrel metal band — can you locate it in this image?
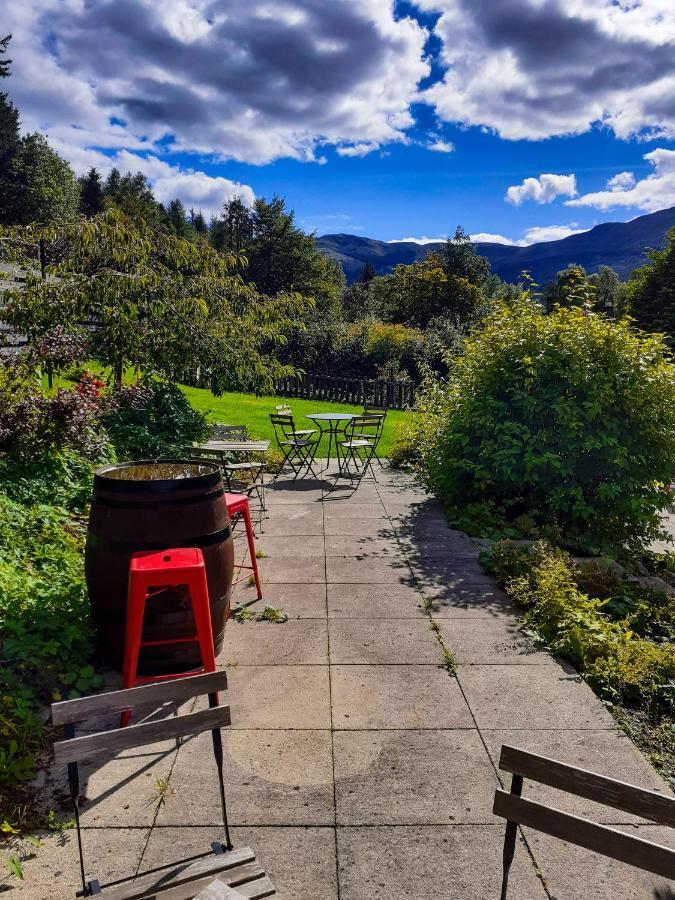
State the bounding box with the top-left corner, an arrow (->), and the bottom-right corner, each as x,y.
86,524 -> 232,553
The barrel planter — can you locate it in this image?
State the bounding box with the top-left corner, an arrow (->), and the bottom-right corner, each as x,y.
85,460 -> 234,675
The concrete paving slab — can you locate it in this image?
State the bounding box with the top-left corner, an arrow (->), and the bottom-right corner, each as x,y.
256,534 -> 325,557
323,503 -> 387,520
227,665 -> 331,729
261,505 -> 324,535
230,582 -> 327,619
439,618 -> 556,665
265,488 -> 324,505
324,535 -> 402,558
527,825 -> 675,900
157,729 -> 334,826
324,518 -> 396,536
257,555 -> 326,583
328,620 -> 441,664
483,728 -> 673,823
333,729 -> 497,824
459,664 -> 618,729
397,533 -> 480,559
417,583 -> 518,618
221,620 -> 329,665
331,665 -> 473,730
141,826 -> 338,900
410,559 -> 498,590
337,825 -> 548,900
327,583 -> 425,619
16,826 -> 150,900
326,556 -> 413,585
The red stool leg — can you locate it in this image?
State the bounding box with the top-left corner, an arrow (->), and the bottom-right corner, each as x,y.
188,566 -> 216,672
121,572 -> 147,726
242,501 -> 263,600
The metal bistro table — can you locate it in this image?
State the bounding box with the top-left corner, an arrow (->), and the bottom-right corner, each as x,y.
305,412 -> 354,472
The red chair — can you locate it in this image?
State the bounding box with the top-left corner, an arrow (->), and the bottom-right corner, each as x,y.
226,492 -> 263,604
121,547 -> 216,725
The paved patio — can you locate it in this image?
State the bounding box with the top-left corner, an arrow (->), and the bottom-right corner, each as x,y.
15,465 -> 675,899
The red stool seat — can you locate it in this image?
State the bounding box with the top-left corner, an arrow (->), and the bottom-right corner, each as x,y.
121,547 -> 216,725
225,493 -> 263,605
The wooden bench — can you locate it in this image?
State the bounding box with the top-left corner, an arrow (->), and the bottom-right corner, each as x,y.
493,744 -> 675,899
51,672 -> 278,899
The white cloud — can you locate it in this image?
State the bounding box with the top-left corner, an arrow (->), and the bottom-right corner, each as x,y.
519,224 -> 587,244
427,139 -> 455,153
469,232 -> 516,245
388,235 -> 447,244
607,171 -> 636,191
417,0 -> 675,141
506,174 -> 578,206
336,143 -> 379,158
5,0 -> 429,166
567,148 -> 675,212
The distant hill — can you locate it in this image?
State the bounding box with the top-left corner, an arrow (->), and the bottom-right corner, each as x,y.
316,207 -> 675,285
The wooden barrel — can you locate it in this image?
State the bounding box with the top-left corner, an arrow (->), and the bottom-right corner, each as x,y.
85,460 -> 234,675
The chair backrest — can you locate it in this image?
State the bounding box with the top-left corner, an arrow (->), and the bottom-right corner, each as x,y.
269,412 -> 296,442
274,404 -> 292,415
363,404 -> 388,418
210,424 -> 248,441
347,414 -> 383,440
52,672 -> 232,897
494,744 -> 675,895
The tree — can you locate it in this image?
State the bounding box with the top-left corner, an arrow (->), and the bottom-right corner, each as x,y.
0,209 -> 309,394
0,35 -> 21,226
627,228 -> 675,343
7,133 -> 79,225
78,167 -> 105,217
589,265 -> 625,318
543,264 -> 596,310
359,260 -> 375,284
440,226 -> 491,286
103,168 -> 162,226
164,197 -> 189,237
211,196 -> 253,256
190,208 -> 208,234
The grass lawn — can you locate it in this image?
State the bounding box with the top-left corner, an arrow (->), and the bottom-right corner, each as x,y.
180,384 -> 410,458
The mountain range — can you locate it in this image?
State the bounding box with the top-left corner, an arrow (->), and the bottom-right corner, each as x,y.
316,206 -> 675,286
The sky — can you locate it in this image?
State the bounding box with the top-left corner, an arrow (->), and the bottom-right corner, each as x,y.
4,0 -> 675,245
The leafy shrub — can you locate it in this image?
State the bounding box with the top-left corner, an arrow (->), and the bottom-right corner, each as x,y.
483,540 -> 675,712
103,379 -> 209,460
420,300 -> 675,553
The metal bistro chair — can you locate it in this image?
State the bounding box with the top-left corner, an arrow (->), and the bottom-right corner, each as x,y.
337,415 -> 381,481
269,412 -> 320,480
51,672 -> 278,898
493,744 -> 675,899
274,404 -> 316,440
208,424 -> 266,520
358,405 -> 388,467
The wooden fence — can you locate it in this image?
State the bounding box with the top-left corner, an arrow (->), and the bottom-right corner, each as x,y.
274,373 -> 416,410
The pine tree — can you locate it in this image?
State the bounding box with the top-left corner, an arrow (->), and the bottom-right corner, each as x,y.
190,208 -> 207,234
0,34 -> 11,78
165,198 -> 188,237
0,35 -> 21,225
359,260 -> 376,284
211,196 -> 253,256
78,167 -> 105,217
628,228 -> 675,343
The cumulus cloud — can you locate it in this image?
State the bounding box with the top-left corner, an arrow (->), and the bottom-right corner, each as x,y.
470,225 -> 587,245
417,0 -> 675,141
5,0 -> 428,166
567,148 -> 675,211
336,143 -> 380,158
506,174 -> 578,206
388,235 -> 447,244
427,139 -> 455,153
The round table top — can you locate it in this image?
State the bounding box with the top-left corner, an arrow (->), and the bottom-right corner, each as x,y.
306,412 -> 355,422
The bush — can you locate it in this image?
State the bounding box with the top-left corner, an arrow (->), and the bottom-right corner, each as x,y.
103,379 -> 209,460
421,300 -> 675,553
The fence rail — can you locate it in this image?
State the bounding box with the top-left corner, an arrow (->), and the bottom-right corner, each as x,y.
274,373 -> 416,410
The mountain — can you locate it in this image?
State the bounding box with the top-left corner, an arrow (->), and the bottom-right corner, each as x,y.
316,207 -> 675,285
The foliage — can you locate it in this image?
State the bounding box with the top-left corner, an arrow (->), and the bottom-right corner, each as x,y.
6,133 -> 80,226
418,298 -> 675,553
103,378 -> 209,460
0,36 -> 20,228
482,541 -> 675,713
78,167 -> 105,218
628,226 -> 675,344
331,320 -> 422,379
0,209 -> 307,394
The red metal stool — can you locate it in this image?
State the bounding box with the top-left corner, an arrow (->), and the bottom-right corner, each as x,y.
121,547 -> 216,725
226,493 -> 263,604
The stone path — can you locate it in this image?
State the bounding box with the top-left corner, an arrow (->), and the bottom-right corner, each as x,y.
15,466 -> 675,899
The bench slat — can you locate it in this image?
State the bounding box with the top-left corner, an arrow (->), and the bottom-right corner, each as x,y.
52,672 -> 228,725
100,848 -> 257,900
493,791 -> 675,881
499,745 -> 675,827
139,867 -> 276,900
194,882 -> 249,900
53,705 -> 231,764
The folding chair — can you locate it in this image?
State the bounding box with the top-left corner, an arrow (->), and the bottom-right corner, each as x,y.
493,744 -> 675,899
51,672 -> 278,898
356,407 -> 387,467
273,405 -> 316,439
209,424 -> 266,522
337,415 -> 380,481
269,413 -> 320,480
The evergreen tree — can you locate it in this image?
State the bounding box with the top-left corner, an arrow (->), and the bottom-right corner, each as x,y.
359,260 -> 376,284
103,167 -> 122,199
211,196 -> 253,256
104,168 -> 162,226
589,265 -> 625,318
78,167 -> 105,217
190,208 -> 207,234
440,225 -> 491,285
165,197 -> 188,237
628,228 -> 675,344
8,133 -> 79,225
0,35 -> 21,225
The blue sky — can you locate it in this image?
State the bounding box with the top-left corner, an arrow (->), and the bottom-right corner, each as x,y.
6,0 -> 675,245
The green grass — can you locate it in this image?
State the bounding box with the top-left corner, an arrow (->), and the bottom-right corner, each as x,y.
180,384 -> 409,458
